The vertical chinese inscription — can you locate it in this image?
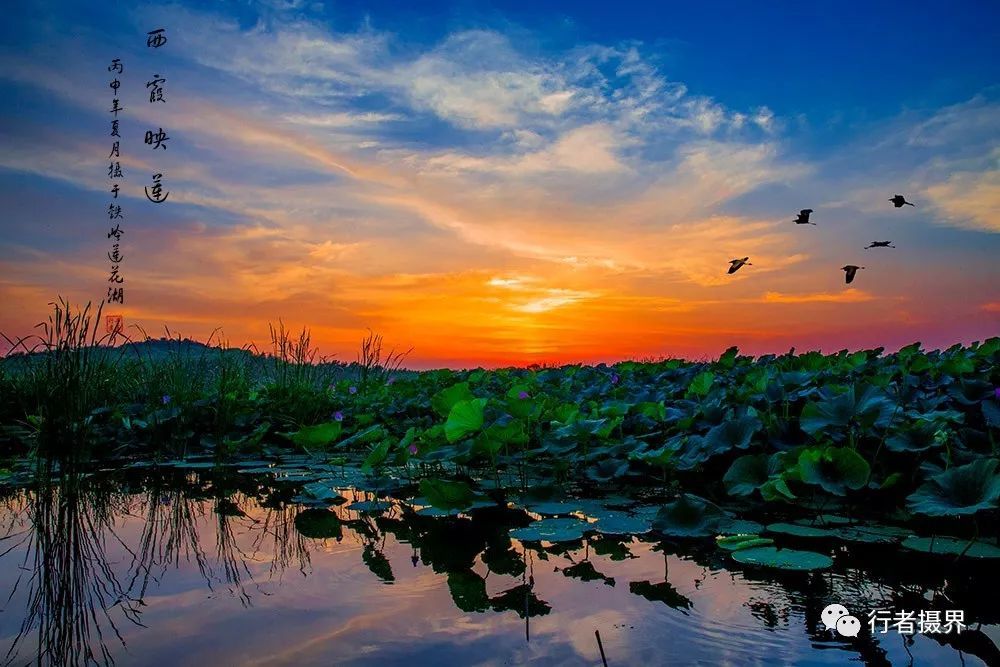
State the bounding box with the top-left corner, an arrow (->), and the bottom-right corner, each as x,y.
144,29 -> 171,207
106,57 -> 125,313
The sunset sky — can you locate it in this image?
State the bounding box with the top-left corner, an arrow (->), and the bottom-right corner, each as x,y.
1,1 -> 997,369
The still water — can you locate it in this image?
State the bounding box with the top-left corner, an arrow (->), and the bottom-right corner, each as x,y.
0,462 -> 996,666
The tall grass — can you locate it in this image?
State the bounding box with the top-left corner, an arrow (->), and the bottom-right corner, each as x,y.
0,299 -> 411,458
0,298 -> 125,456
356,328 -> 411,387
259,321 -> 335,427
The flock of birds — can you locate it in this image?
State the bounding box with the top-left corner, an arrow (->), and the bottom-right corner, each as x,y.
727,194 -> 916,284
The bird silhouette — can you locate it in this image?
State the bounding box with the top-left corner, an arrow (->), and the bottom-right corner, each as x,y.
865,241 -> 895,249
794,209 -> 815,225
728,257 -> 752,274
889,194 -> 915,208
841,265 -> 865,284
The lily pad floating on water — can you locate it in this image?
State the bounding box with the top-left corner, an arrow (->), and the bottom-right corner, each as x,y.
716,519 -> 766,535
510,517 -> 589,543
766,522 -> 836,539
849,523 -> 913,539
592,511 -> 650,535
348,500 -> 389,514
716,534 -> 775,551
237,466 -> 278,475
524,501 -> 582,516
164,460 -> 217,469
793,514 -> 853,527
300,482 -> 348,504
900,536 -> 1000,559
413,505 -> 462,517
731,546 -> 834,571
830,527 -> 902,545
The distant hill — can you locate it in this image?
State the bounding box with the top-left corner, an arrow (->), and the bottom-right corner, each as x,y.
1,337 -> 420,377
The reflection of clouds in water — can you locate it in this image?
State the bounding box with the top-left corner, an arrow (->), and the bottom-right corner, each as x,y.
1,471 -> 997,666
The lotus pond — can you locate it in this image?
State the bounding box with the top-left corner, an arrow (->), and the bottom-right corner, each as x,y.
1,337 -> 999,664
1,458 -> 998,666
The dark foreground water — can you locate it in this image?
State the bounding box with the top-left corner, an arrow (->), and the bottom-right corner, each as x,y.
0,461 -> 997,666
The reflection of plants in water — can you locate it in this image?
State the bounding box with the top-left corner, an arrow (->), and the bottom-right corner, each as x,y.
127,483 -> 214,601
213,493 -> 258,606
3,466 -> 141,667
251,502 -> 311,580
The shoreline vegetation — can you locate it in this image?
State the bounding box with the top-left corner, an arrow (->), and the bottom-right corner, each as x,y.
1,298 -> 999,566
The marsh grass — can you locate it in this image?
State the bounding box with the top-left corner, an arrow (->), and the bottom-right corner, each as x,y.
259,321 -> 335,428
0,299 -> 126,457
356,329 -> 411,388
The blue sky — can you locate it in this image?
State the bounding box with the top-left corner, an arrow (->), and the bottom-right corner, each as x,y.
0,1 -> 997,365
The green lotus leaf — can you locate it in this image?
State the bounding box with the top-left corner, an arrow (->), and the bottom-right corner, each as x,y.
348,500 -> 388,514
300,482 -> 347,503
723,452 -> 789,497
901,536 -> 1000,559
525,501 -> 581,516
983,400 -> 1000,428
651,494 -> 726,537
445,398 -> 488,443
431,382 -> 475,417
419,478 -> 476,511
716,519 -> 766,535
798,446 -> 870,495
286,421 -> 342,449
361,438 -> 393,473
585,459 -> 630,484
829,527 -> 902,545
730,546 -> 833,571
794,514 -> 853,526
510,517 -> 589,543
716,534 -> 774,551
760,476 -> 798,502
885,422 -> 943,453
766,522 -> 835,538
906,458 -> 1000,517
704,415 -> 762,452
592,511 -> 650,535
687,371 -> 715,397
799,385 -> 895,438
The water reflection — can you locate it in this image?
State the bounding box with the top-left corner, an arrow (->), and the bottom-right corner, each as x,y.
0,465 -> 997,666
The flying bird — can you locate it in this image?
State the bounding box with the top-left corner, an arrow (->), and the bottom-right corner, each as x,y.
865,241 -> 895,249
889,194 -> 915,208
794,209 -> 815,225
728,257 -> 752,274
841,265 -> 865,284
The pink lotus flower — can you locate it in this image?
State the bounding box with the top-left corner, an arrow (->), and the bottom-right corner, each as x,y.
349,385 -> 358,395
610,373 -> 620,385
518,391 -> 530,400
995,387 -> 1000,400
162,395 -> 171,405
333,411 -> 344,422
408,443 -> 418,455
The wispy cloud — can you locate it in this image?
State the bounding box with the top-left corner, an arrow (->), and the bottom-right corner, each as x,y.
759,290 -> 876,304
0,4 -> 996,365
